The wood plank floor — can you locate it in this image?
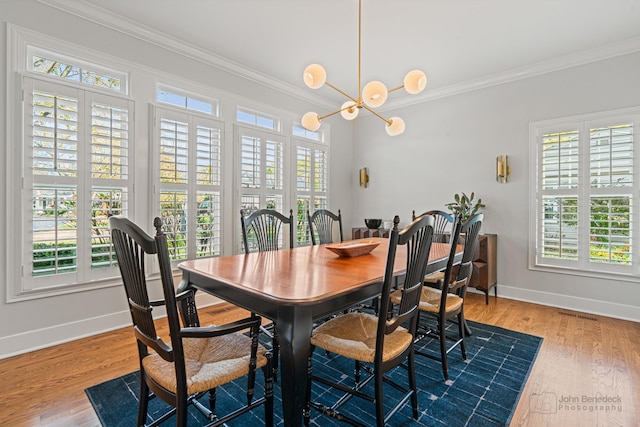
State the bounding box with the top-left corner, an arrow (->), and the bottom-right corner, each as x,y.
1,292 -> 638,426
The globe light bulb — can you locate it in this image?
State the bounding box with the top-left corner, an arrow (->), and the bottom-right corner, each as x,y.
362,81 -> 388,108
303,64 -> 327,89
340,101 -> 359,120
301,112 -> 321,131
385,117 -> 405,136
404,70 -> 427,94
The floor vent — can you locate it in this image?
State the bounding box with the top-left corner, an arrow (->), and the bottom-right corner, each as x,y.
558,311 -> 598,322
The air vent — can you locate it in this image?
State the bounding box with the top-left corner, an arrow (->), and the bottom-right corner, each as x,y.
558,311 -> 598,322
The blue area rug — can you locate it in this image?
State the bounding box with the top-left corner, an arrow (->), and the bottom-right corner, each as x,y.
85,321 -> 542,426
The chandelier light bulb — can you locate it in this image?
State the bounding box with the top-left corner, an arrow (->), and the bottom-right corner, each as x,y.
301,112 -> 321,131
385,117 -> 405,136
303,64 -> 327,89
340,101 -> 359,120
362,81 -> 388,108
404,70 -> 427,94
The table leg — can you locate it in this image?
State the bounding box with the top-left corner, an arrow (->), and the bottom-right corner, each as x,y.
275,306 -> 313,427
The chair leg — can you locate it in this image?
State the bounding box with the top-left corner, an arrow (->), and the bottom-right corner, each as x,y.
408,350 -> 419,419
374,367 -> 385,427
137,376 -> 149,427
176,395 -> 188,427
438,319 -> 449,381
303,347 -> 315,427
272,333 -> 279,382
459,313 -> 467,360
264,354 -> 274,427
208,387 -> 216,413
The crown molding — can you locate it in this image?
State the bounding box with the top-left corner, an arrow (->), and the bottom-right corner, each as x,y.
383,35 -> 640,112
35,0 -> 336,110
36,0 -> 640,114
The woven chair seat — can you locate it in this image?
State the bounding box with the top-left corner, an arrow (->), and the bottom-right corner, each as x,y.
311,312 -> 412,363
423,271 -> 444,284
391,287 -> 463,314
143,332 -> 268,395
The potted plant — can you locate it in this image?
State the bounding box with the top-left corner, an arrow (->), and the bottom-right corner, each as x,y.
445,192 -> 485,223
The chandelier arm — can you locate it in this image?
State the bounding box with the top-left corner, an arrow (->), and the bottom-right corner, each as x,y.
325,82 -> 358,103
388,85 -> 405,94
361,104 -> 392,125
317,108 -> 346,121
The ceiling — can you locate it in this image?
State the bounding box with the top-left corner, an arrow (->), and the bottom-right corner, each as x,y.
74,0 -> 640,106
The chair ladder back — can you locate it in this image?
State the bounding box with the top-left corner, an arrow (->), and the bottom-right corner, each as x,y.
308,209 -> 343,245
413,209 -> 453,243
110,216 -> 171,359
457,213 -> 484,282
241,209 -> 294,253
380,215 -> 435,338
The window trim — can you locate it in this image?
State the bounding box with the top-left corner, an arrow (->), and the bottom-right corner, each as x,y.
528,106 -> 640,282
6,25 -> 135,302
152,104 -> 225,265
293,136 -> 330,246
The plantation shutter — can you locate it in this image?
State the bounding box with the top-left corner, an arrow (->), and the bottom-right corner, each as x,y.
156,107 -> 223,261
588,123 -> 633,266
533,112 -> 638,277
24,77 -> 133,291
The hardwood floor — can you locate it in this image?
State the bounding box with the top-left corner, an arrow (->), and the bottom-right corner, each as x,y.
1,293 -> 638,426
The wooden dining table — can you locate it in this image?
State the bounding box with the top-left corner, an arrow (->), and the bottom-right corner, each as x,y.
177,237 -> 459,427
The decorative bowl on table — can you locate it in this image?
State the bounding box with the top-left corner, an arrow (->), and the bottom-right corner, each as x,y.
326,240 -> 380,257
364,218 -> 382,229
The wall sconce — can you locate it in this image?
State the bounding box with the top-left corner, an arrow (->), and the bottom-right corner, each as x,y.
496,155 -> 511,183
359,167 -> 369,188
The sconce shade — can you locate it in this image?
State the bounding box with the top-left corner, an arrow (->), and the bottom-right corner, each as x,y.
362,81 -> 388,108
496,154 -> 511,183
404,70 -> 427,94
302,112 -> 321,131
340,101 -> 359,120
303,64 -> 327,89
385,117 -> 405,136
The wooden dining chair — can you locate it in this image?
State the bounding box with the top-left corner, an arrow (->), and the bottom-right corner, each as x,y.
412,209 -> 454,243
397,213 -> 483,380
109,216 -> 273,427
241,208 -> 294,253
307,208 -> 344,245
240,208 -> 294,379
304,214 -> 435,427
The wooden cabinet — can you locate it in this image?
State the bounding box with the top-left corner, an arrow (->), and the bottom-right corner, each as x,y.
351,227 -> 390,239
469,234 -> 497,304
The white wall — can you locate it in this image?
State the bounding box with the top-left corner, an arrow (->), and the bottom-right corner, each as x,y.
0,1 -> 355,358
352,52 -> 640,321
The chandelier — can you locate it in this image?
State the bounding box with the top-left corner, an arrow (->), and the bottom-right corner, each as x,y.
301,0 -> 427,136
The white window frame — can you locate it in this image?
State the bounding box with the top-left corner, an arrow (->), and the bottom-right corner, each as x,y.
293,136 -> 330,246
152,103 -> 224,265
529,106 -> 640,281
234,122 -> 289,253
9,76 -> 133,301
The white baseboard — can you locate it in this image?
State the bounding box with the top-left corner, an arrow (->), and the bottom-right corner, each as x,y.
0,276 -> 225,360
0,309 -> 133,360
473,285 -> 640,323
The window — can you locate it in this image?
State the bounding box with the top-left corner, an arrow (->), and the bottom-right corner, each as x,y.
236,123 -> 287,252
28,46 -> 126,93
157,86 -> 218,115
530,108 -> 640,278
294,139 -> 329,246
237,107 -> 280,131
23,77 -> 132,293
293,123 -> 324,143
155,103 -> 223,262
